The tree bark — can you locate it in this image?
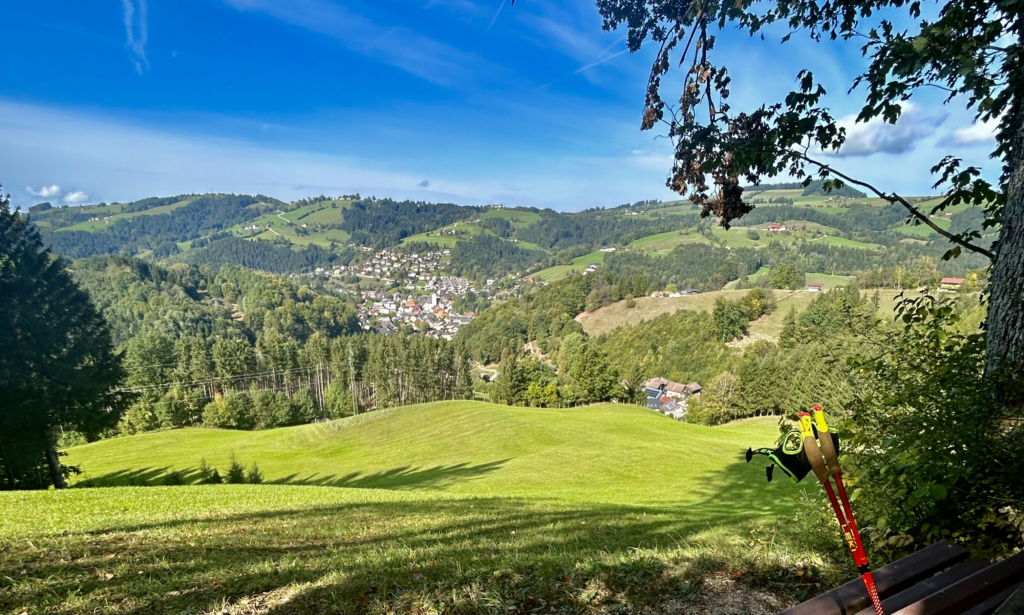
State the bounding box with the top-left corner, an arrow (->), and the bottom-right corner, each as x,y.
45,446 -> 67,490
985,96 -> 1024,393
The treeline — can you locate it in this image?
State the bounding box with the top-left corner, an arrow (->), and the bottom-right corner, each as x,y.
118,330 -> 474,434
43,194 -> 269,258
446,235 -> 546,280
742,179 -> 866,198
342,199 -> 479,246
603,244 -> 767,290
29,194 -> 194,230
66,256 -> 473,439
180,237 -> 355,274
736,203 -> 906,233
515,209 -> 698,250
481,288 -> 777,408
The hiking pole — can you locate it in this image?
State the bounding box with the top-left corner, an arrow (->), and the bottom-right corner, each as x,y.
799,412 -> 885,615
813,405 -> 865,550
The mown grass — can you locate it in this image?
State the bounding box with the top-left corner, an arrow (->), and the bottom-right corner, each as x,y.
64,403 -> 783,505
817,236 -> 881,250
400,223 -> 489,248
579,289 -> 907,340
0,404 -> 850,614
533,252 -> 606,281
479,208 -> 541,228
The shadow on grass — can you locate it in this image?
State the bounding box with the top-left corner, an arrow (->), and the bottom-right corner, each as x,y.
9,458 -> 827,615
270,459 -> 510,490
78,460 -> 509,491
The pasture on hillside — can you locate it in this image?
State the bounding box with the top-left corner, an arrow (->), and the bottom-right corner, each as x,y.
0,403 -> 851,614
577,288 -> 907,339
533,251 -> 606,282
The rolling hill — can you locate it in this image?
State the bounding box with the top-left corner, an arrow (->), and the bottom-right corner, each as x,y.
64,401 -> 798,506
1,402 -> 836,614
577,288 -> 909,338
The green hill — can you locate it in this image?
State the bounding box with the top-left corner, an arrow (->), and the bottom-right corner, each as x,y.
2,402 -> 839,614
65,401 -> 798,506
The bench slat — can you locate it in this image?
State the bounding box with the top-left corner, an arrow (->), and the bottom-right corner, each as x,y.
853,559 -> 990,615
780,540 -> 968,615
959,581 -> 1023,615
891,551 -> 1024,615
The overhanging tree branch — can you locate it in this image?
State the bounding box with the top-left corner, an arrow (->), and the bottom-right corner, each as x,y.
795,154 -> 996,261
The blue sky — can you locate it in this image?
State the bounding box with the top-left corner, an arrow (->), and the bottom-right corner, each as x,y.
0,0 -> 1001,210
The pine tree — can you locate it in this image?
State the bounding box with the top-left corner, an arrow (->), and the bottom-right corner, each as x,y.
0,189 -> 125,489
455,344 -> 475,400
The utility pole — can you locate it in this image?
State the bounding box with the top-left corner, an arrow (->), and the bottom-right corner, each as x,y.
348,343 -> 358,415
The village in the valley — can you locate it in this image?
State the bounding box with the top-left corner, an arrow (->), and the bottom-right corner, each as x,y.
290,247 -> 526,339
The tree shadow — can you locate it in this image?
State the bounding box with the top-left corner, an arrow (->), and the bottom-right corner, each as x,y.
79,460 -> 508,491
270,460 -> 509,490
9,456 -> 829,614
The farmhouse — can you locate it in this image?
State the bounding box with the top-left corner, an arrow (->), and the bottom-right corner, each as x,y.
940,277 -> 965,292
807,282 -> 824,292
643,377 -> 702,419
765,224 -> 789,232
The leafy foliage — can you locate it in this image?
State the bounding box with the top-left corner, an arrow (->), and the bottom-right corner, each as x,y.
446,234 -> 546,280
844,295 -> 1024,559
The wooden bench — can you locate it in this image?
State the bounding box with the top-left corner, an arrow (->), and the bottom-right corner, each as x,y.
780,541 -> 1024,615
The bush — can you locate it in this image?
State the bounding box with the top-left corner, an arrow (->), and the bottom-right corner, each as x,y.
290,388 -> 318,423
202,393 -> 256,430
746,229 -> 760,240
246,462 -> 263,484
624,293 -> 636,309
250,387 -> 279,429
324,381 -> 355,419
846,295 -> 1024,561
198,458 -> 222,484
57,430 -> 88,448
226,454 -> 246,484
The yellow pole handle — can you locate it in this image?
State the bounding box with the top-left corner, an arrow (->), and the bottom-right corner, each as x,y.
813,405 -> 843,477
799,413 -> 830,486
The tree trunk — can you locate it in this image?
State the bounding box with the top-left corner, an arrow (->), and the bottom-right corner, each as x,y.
45,446 -> 67,489
985,99 -> 1024,395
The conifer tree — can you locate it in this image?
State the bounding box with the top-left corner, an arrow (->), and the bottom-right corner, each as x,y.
0,187 -> 125,489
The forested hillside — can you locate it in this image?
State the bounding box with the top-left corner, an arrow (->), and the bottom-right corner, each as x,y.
64,256 -> 473,442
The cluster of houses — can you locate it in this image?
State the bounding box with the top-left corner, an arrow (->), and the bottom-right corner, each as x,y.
644,377 -> 702,421
358,291 -> 475,339
292,249 -> 453,285
355,248 -> 450,283
649,289 -> 703,298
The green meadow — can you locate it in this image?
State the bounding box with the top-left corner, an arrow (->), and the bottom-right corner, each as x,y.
0,402 -> 849,614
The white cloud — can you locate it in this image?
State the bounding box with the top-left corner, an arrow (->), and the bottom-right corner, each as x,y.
62,191 -> 90,205
949,117 -> 999,145
27,184 -> 63,198
0,99 -> 684,211
122,0 -> 150,75
222,0 -> 487,87
827,103 -> 946,158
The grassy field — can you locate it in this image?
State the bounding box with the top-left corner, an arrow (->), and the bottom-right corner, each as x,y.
0,403 -> 848,614
579,288 -> 907,339
59,200 -> 193,232
578,290 -> 754,337
533,251 -> 606,282
400,223 -> 489,248
479,208 -> 541,228
628,230 -> 708,254
815,236 -> 882,250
